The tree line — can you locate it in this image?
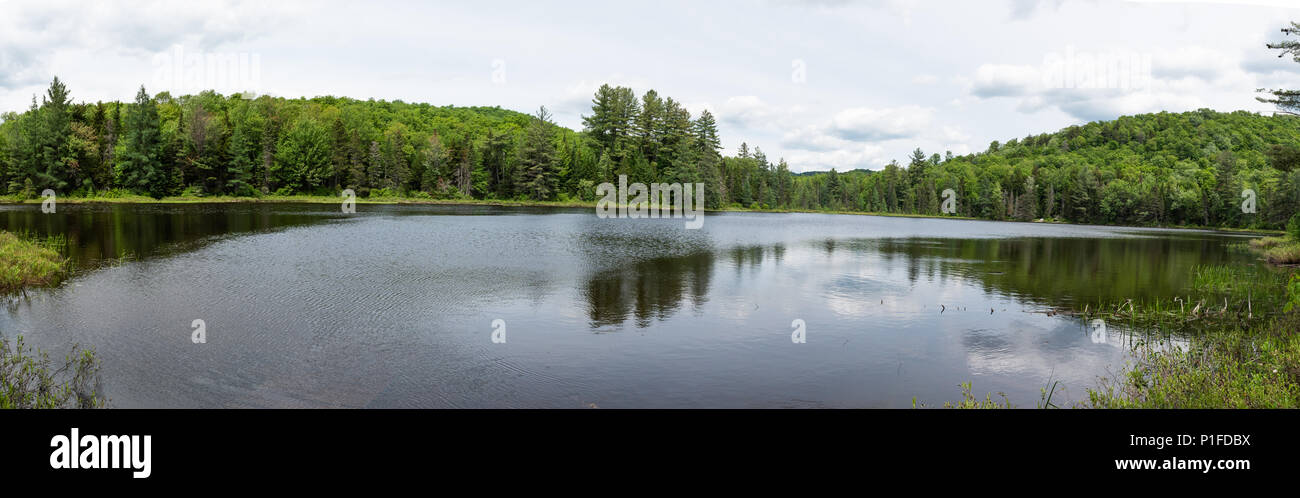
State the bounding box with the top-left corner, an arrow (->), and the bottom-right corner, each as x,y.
1,77 -> 1298,229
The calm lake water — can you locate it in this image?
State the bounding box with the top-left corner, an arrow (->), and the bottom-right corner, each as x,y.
0,203 -> 1258,408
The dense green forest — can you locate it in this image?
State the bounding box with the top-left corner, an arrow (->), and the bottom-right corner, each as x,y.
1,77 -> 1298,229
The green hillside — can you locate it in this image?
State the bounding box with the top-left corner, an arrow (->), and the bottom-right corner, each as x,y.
1,77 -> 1297,229
802,109 -> 1300,229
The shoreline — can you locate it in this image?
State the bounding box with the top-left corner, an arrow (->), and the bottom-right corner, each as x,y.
3,195 -> 1284,236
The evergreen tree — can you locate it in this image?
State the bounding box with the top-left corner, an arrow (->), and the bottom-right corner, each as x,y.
516,106 -> 557,200
116,86 -> 168,198
1258,21 -> 1300,115
35,76 -> 75,191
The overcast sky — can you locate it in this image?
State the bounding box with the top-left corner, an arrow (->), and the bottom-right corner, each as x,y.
2,0 -> 1299,172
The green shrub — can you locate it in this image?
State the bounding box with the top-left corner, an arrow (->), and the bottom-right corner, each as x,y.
1,336 -> 105,409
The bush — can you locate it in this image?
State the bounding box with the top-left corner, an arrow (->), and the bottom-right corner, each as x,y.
370,187 -> 400,199
1289,212 -> 1300,241
576,179 -> 596,201
1,335 -> 105,409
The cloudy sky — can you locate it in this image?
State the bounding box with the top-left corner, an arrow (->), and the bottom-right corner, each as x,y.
2,0 -> 1299,172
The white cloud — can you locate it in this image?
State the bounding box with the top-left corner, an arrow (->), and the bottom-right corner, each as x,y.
719,95 -> 773,128
970,64 -> 1040,98
786,144 -> 890,171
964,43 -> 1287,122
3,0 -> 1298,173
828,105 -> 935,142
0,0 -> 289,90
911,74 -> 939,85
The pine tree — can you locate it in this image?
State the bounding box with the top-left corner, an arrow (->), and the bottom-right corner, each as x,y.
36,76 -> 75,191
693,110 -> 721,157
116,86 -> 168,198
635,89 -> 663,166
582,84 -> 639,164
516,106 -> 557,200
1258,22 -> 1300,114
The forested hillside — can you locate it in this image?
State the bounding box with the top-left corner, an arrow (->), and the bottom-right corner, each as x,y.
1,77 -> 1297,229
842,109 -> 1300,229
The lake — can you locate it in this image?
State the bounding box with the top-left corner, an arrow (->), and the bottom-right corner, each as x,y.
0,203 -> 1258,408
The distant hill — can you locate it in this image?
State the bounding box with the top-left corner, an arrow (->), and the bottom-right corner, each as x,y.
776,109 -> 1300,229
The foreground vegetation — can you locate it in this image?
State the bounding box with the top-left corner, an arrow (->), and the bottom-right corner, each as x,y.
947,223 -> 1300,408
1085,313 -> 1300,408
0,229 -> 104,409
0,335 -> 105,408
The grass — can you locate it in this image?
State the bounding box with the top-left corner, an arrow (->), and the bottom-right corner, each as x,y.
1263,242 -> 1300,265
1249,235 -> 1300,265
941,255 -> 1300,408
0,335 -> 105,408
1066,238 -> 1300,408
0,231 -> 100,409
1084,313 -> 1300,408
1071,261 -> 1300,408
0,231 -> 69,293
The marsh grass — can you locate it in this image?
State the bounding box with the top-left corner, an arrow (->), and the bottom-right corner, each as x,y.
944,261 -> 1300,408
1047,264 -> 1290,337
0,231 -> 69,294
1264,243 -> 1300,265
1072,263 -> 1300,407
1248,236 -> 1300,265
1084,313 -> 1300,408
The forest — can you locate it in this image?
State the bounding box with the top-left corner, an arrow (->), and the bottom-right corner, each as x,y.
1,76 -> 1299,229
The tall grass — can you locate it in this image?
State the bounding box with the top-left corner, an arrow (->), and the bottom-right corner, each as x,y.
1077,263 -> 1300,408
1263,243 -> 1300,265
941,261 -> 1300,408
0,231 -> 69,293
1084,313 -> 1300,408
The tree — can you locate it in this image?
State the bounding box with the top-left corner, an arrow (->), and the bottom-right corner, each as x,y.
635,89 -> 664,167
693,110 -> 721,157
1258,22 -> 1300,115
582,84 -> 638,165
226,100 -> 263,196
274,118 -> 332,193
420,132 -> 449,194
116,86 -> 168,198
480,129 -> 512,197
516,106 -> 557,200
35,76 -> 75,191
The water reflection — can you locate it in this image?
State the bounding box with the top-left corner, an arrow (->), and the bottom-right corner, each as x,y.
583,252 -> 715,328
0,203 -> 344,269
576,234 -> 1255,331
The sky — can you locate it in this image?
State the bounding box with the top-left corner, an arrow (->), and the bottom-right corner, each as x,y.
2,0 -> 1300,172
